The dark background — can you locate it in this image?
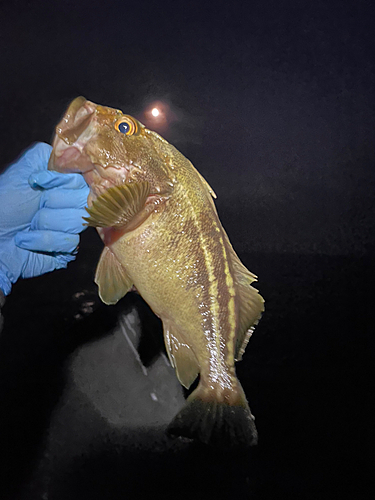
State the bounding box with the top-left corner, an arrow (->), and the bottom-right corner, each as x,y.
0,1 -> 373,499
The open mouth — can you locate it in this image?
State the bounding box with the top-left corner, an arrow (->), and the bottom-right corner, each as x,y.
48,98 -> 98,174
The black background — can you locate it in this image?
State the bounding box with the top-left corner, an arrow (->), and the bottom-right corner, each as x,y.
0,1 -> 373,499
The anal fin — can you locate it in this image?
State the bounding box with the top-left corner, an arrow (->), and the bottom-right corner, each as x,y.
95,246 -> 133,305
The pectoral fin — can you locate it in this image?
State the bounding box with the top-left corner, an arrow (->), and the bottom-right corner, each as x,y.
95,246 -> 133,305
163,323 -> 199,389
83,181 -> 150,228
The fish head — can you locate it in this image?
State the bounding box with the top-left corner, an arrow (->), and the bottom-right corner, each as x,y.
49,97 -> 174,199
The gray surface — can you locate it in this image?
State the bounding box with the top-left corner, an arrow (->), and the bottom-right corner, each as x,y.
26,308 -> 185,498
70,309 -> 184,429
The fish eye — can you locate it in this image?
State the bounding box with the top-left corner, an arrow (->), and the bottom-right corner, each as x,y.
114,116 -> 138,135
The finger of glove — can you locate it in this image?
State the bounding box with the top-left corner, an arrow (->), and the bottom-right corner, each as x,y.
31,208 -> 88,233
24,142 -> 52,170
0,142 -> 51,197
15,230 -> 80,254
1,143 -> 52,181
29,170 -> 88,190
21,252 -> 76,279
0,144 -> 53,229
41,186 -> 89,209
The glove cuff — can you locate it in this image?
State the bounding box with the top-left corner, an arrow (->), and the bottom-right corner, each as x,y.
0,270 -> 12,296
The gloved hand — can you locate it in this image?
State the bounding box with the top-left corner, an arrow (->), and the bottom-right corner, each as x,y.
0,142 -> 90,295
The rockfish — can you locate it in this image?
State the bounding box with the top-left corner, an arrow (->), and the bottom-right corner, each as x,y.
48,97 -> 265,447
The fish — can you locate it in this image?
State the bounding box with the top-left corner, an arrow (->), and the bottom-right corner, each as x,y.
48,96 -> 265,447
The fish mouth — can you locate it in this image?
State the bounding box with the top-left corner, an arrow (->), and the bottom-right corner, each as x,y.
48,96 -> 98,174
48,97 -> 133,196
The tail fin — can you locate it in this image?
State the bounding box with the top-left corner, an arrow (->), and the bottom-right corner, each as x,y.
167,380 -> 258,448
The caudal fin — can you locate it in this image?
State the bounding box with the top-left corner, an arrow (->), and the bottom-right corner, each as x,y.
167,381 -> 258,448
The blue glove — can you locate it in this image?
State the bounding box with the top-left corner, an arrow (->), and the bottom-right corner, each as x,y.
0,142 -> 90,295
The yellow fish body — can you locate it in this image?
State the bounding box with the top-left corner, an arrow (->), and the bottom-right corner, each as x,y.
49,97 -> 265,447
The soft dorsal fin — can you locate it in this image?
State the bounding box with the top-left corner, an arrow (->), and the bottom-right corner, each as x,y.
95,246 -> 133,305
233,257 -> 265,361
234,264 -> 264,361
221,231 -> 265,361
83,181 -> 150,228
163,322 -> 200,389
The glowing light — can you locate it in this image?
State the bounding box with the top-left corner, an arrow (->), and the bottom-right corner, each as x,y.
142,100 -> 175,131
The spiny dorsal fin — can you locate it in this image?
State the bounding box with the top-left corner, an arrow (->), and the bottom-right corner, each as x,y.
83,181 -> 150,228
196,170 -> 217,199
163,322 -> 200,389
95,246 -> 133,305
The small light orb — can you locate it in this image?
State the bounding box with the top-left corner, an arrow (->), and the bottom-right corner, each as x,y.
151,108 -> 160,117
